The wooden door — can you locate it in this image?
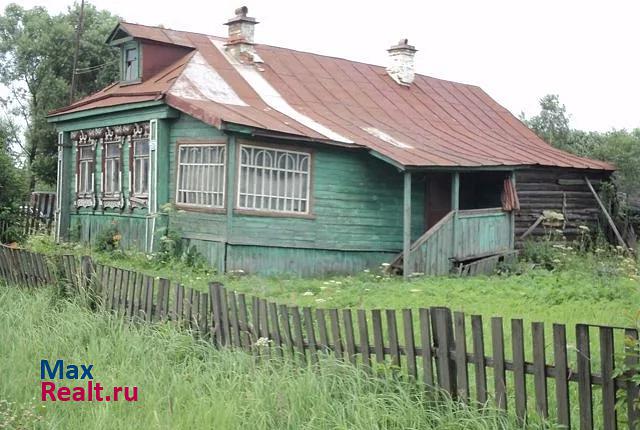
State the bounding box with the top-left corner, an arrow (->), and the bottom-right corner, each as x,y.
425,173 -> 452,229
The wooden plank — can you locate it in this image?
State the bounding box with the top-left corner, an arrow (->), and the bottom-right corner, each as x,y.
251,296 -> 260,349
157,278 -> 170,321
228,291 -> 241,348
112,269 -> 122,313
454,312 -> 469,402
209,282 -> 223,347
625,329 -> 640,429
220,289 -> 232,346
519,215 -> 544,240
144,276 -> 154,323
329,308 -> 343,360
316,308 -> 329,354
303,307 -> 318,365
291,306 -> 306,364
576,324 -> 593,429
431,307 -> 456,397
599,327 -> 617,430
280,304 -> 294,357
386,309 -> 400,369
258,299 -> 269,355
190,291 -> 200,330
402,309 -> 417,381
553,324 -> 571,429
268,302 -> 283,356
585,176 -> 628,250
371,309 -> 385,365
532,322 -> 548,418
511,319 -> 527,423
199,293 -> 208,340
184,288 -> 194,327
120,270 -> 130,315
419,308 -> 434,386
236,294 -> 250,349
342,309 -> 357,366
175,284 -> 185,322
357,309 -> 371,371
491,317 -> 507,410
471,315 -> 488,404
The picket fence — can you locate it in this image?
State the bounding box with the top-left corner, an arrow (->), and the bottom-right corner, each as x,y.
0,244 -> 638,429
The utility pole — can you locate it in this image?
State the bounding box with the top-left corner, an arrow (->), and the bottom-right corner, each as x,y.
69,0 -> 85,104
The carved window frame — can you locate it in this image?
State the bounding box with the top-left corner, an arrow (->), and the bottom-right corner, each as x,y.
71,129 -> 98,209
128,122 -> 150,209
100,127 -> 124,210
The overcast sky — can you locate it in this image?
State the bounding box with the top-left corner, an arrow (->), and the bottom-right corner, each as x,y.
2,0 -> 639,132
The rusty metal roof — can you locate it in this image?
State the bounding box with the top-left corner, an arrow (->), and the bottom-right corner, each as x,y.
50,22 -> 613,171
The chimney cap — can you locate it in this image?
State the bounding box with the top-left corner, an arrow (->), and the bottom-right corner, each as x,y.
388,38 -> 417,52
225,6 -> 258,25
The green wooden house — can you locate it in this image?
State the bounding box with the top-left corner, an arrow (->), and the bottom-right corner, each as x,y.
48,8 -> 614,277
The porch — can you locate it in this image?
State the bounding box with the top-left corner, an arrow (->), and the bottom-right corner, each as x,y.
393,171 -> 517,277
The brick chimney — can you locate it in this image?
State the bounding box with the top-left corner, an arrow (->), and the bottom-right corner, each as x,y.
224,6 -> 258,62
386,39 -> 417,85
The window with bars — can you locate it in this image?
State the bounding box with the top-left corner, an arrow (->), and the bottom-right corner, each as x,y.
77,144 -> 94,195
237,145 -> 310,214
102,141 -> 121,196
131,138 -> 150,197
176,144 -> 226,208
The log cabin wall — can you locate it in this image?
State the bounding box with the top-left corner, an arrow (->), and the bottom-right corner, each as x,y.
514,168 -> 612,243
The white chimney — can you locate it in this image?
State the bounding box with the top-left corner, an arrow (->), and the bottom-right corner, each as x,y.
386,39 -> 417,85
224,6 -> 258,62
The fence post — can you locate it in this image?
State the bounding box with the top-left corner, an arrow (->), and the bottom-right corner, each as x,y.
80,255 -> 97,309
430,307 -> 457,398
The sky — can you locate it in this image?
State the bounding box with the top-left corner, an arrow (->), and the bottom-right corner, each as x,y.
1,0 -> 639,132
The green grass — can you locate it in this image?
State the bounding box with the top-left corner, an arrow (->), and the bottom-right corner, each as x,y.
0,286 -> 548,430
26,234 -> 640,330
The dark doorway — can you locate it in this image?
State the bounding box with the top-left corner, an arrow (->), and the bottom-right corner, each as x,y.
425,173 -> 451,228
459,172 -> 505,210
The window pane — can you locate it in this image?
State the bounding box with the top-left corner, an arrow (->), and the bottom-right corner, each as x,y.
176,144 -> 226,208
237,145 -> 310,214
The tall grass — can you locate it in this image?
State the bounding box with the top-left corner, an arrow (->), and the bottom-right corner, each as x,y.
0,285 -> 555,430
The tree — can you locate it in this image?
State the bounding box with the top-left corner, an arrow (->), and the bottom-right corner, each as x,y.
0,2 -> 118,188
521,94 -> 572,149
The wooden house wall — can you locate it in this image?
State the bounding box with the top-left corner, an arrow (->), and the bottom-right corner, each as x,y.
514,168 -> 611,242
167,113 -> 426,275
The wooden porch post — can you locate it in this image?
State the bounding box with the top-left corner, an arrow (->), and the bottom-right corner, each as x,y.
451,172 -> 460,257
56,131 -> 72,242
403,171 -> 412,279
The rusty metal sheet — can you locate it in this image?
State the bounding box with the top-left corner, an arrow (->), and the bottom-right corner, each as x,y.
50,22 -> 614,171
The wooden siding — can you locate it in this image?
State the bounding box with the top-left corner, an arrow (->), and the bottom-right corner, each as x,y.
455,210 -> 511,259
166,113 -> 426,274
515,168 -> 611,242
226,245 -> 394,277
70,212 -> 149,250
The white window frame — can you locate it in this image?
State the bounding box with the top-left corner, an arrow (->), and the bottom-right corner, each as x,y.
76,142 -> 95,196
131,137 -> 150,198
236,144 -> 311,215
175,142 -> 227,209
102,139 -> 122,197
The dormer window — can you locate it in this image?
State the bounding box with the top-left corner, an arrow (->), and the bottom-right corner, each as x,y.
121,42 -> 140,82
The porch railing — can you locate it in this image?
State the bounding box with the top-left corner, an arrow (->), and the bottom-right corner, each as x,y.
401,208 -> 514,276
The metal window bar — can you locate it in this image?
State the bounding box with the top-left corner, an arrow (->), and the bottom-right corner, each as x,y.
176,144 -> 226,208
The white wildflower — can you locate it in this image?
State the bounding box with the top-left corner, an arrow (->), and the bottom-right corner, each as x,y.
254,337 -> 271,347
578,225 -> 590,232
380,263 -> 391,267
315,298 -> 326,303
410,289 -> 421,293
302,291 -> 314,296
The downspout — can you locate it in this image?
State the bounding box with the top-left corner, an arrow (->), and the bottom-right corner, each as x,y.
403,171 -> 412,279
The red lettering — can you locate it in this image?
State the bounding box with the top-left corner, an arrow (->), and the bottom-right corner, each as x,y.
123,387 -> 138,402
113,386 -> 122,401
72,386 -> 85,401
94,382 -> 104,401
58,386 -> 71,402
41,382 -> 56,401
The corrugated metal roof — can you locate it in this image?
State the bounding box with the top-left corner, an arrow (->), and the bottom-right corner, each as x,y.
50,22 -> 613,171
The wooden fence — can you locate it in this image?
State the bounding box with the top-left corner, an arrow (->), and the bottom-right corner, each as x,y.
0,193 -> 56,243
0,245 -> 638,429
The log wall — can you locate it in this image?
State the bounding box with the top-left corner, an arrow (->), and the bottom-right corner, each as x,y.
514,168 -> 612,242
